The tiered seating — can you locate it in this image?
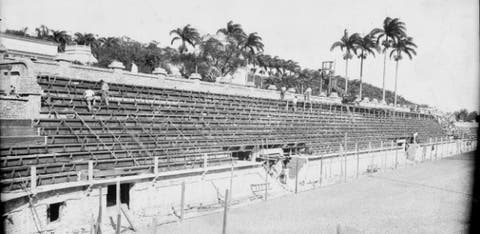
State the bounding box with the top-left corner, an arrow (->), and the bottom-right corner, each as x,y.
0,75 -> 445,191
453,126 -> 478,139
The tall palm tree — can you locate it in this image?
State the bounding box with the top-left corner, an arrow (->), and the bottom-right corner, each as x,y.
390,36 -> 417,106
371,17 -> 407,102
50,30 -> 71,52
170,24 -> 200,53
330,29 -> 359,95
353,32 -> 379,100
217,20 -> 246,45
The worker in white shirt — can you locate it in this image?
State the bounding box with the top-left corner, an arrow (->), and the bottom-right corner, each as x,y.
84,89 -> 95,111
99,80 -> 110,105
304,87 -> 312,102
280,86 -> 287,100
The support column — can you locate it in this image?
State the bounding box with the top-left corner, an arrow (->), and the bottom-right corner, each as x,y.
88,161 -> 94,182
355,142 -> 359,178
30,166 -> 37,192
116,180 -> 121,234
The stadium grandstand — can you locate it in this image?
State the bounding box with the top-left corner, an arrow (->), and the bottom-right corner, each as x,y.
0,32 -> 476,234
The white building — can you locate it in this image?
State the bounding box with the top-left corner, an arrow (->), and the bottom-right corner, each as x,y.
0,33 -> 58,61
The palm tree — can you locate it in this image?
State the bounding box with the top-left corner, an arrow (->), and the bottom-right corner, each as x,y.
170,24 -> 200,53
371,17 -> 407,102
35,25 -> 50,40
256,54 -> 273,75
389,36 -> 417,106
74,33 -> 97,46
330,29 -> 359,95
217,20 -> 246,45
353,32 -> 379,100
98,37 -> 120,48
241,32 -> 264,55
50,30 -> 71,52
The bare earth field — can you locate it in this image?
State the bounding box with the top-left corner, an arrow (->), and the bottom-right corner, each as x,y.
153,152 -> 474,234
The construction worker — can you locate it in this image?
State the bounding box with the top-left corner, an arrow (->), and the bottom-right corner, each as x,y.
99,80 -> 110,106
304,87 -> 312,102
280,86 -> 287,100
84,89 -> 95,111
292,95 -> 298,111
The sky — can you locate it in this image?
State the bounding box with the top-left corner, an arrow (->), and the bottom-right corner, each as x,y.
0,0 -> 478,112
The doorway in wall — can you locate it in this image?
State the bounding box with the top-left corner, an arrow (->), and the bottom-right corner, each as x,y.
106,183 -> 131,208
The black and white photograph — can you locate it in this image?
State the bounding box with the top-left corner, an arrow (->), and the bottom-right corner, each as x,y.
0,0 -> 478,233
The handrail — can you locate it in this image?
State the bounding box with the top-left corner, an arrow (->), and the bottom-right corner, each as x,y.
74,112 -> 118,160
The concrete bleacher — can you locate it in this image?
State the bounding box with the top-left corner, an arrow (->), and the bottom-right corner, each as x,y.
0,74 -> 445,192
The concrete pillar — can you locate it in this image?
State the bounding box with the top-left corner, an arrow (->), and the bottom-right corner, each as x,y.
355,143 -> 359,178
180,181 -> 185,221
88,161 -> 94,182
154,157 -> 159,175
116,180 -> 121,234
30,166 -> 37,192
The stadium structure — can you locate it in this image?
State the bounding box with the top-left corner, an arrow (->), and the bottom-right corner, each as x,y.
0,33 -> 477,233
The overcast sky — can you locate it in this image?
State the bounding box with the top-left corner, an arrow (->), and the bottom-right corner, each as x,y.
0,0 -> 478,112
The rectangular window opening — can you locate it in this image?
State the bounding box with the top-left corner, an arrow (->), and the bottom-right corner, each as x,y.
47,202 -> 65,223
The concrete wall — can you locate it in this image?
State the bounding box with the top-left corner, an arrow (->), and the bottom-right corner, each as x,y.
3,189 -> 101,234
128,166 -> 287,227
288,139 -> 477,192
32,61 -> 341,104
2,166 -> 288,234
3,139 -> 475,233
0,59 -> 43,119
0,95 -> 41,119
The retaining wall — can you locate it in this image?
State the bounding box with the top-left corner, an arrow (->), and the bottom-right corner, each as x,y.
2,165 -> 287,234
288,139 -> 477,192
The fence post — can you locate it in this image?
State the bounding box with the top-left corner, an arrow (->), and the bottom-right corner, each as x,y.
154,156 -> 158,175
394,141 -> 398,169
265,154 -> 269,200
344,133 -> 348,182
368,142 -> 372,168
180,181 -> 185,221
30,166 -> 37,193
116,179 -> 121,234
295,157 -> 299,194
338,144 -> 343,181
319,156 -> 323,186
428,138 -> 432,161
88,161 -> 94,182
381,141 -> 386,170
222,189 -> 229,234
229,156 -> 234,205
96,187 -> 102,234
355,142 -> 359,178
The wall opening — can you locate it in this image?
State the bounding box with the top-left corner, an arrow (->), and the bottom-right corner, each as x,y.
47,202 -> 65,223
106,183 -> 132,208
232,151 -> 251,160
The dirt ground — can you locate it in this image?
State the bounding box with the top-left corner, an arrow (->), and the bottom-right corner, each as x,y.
151,152 -> 474,234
